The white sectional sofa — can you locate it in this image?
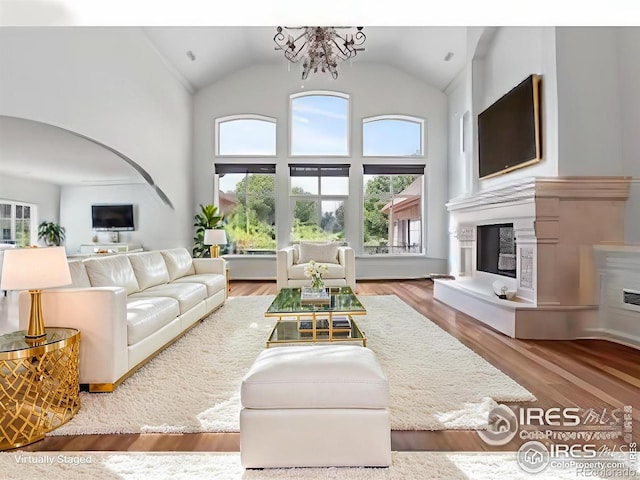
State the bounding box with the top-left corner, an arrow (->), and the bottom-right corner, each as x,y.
19,247 -> 227,392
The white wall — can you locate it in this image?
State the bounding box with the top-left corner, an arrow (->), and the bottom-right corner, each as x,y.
0,174 -> 60,244
194,62 -> 450,278
556,28 -> 624,177
617,28 -> 640,243
60,184 -> 179,255
446,73 -> 468,201
446,26 -> 640,271
464,27 -> 559,194
0,27 -> 194,249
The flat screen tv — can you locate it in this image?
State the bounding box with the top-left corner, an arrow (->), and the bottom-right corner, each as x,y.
91,204 -> 135,231
478,74 -> 542,179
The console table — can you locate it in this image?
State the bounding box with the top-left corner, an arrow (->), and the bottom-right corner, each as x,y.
0,328 -> 80,450
79,243 -> 142,254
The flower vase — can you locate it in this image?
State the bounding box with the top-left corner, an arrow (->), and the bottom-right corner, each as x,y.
311,276 -> 324,290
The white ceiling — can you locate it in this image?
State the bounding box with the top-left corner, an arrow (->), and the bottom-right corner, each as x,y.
142,26 -> 467,91
2,27 -> 467,188
0,116 -> 146,186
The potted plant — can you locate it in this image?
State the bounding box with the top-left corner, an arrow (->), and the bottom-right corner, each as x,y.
193,204 -> 224,258
38,221 -> 66,246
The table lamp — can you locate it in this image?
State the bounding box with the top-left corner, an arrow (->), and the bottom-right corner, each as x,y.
0,246 -> 71,341
204,229 -> 227,258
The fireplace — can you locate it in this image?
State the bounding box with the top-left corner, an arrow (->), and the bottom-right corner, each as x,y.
435,176 -> 630,341
477,223 -> 516,279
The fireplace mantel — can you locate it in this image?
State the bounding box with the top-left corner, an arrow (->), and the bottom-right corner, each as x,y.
435,176 -> 631,341
446,176 -> 631,213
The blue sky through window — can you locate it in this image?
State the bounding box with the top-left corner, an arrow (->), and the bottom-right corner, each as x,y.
363,118 -> 422,156
291,94 -> 349,156
218,118 -> 276,156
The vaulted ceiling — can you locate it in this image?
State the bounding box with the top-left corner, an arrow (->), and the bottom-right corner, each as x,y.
142,26 -> 467,92
1,26 -> 468,187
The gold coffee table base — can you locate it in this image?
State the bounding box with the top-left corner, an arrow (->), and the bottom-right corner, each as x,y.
0,328 -> 80,450
265,287 -> 367,348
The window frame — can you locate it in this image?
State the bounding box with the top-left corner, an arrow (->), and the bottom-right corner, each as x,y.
288,163 -> 350,243
289,90 -> 351,158
361,165 -> 425,256
0,200 -> 37,247
214,163 -> 277,255
214,114 -> 277,158
361,114 -> 425,158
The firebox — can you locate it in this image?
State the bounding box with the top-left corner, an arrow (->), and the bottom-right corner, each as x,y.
477,223 -> 516,278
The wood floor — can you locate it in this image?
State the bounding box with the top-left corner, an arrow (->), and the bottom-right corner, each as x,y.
18,279 -> 640,452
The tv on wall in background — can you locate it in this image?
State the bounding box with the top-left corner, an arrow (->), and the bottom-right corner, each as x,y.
478,74 -> 542,179
91,204 -> 135,231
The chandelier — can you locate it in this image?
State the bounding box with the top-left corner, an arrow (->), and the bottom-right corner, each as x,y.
273,26 -> 366,80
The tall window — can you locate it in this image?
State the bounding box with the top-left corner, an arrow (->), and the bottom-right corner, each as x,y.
289,164 -> 349,242
362,115 -> 424,157
0,201 -> 35,247
215,115 -> 276,156
290,92 -> 350,156
362,165 -> 424,255
215,164 -> 276,255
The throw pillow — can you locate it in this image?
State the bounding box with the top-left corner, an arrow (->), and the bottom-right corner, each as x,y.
298,242 -> 339,264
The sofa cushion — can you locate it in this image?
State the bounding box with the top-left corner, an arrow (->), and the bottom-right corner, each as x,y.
126,296 -> 180,346
68,260 -> 91,288
173,273 -> 226,297
161,248 -> 196,281
288,262 -> 345,281
128,251 -> 170,290
130,282 -> 206,314
84,255 -> 140,294
298,242 -> 339,264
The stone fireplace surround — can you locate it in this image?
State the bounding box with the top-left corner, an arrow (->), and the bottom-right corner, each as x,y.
434,176 -> 630,341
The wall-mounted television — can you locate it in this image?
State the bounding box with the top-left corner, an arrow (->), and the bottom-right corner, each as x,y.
91,204 -> 135,231
478,74 -> 542,180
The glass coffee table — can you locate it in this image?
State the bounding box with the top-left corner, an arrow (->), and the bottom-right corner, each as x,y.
265,286 -> 367,347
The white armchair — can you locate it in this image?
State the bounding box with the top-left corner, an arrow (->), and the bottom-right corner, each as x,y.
277,243 -> 355,291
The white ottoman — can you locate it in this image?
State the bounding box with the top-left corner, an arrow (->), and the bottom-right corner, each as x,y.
240,345 -> 391,469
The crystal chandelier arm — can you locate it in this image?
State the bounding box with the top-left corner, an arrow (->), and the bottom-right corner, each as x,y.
274,27 -> 308,63
274,26 -> 366,79
353,28 -> 366,49
330,35 -> 352,60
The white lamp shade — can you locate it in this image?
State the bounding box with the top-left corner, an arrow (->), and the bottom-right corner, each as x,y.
0,246 -> 71,290
204,229 -> 227,245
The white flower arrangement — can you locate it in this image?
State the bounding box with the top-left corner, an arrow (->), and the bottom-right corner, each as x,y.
303,260 -> 328,289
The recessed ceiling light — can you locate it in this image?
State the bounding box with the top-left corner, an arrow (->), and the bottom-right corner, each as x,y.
444,52 -> 454,62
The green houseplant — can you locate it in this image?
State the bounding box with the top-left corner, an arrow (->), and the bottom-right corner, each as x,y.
37,221 -> 66,246
193,204 -> 224,258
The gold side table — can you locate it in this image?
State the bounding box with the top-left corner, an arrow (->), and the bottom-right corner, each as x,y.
0,327 -> 80,450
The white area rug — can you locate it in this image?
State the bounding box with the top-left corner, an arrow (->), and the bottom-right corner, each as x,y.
52,295 -> 534,435
2,451 -> 629,480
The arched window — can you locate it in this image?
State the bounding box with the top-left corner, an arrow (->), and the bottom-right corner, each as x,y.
215,115 -> 276,156
362,115 -> 424,157
290,91 -> 350,156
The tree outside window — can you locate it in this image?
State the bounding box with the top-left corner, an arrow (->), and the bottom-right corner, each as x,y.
363,167 -> 424,255
216,165 -> 276,255
290,165 -> 349,242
